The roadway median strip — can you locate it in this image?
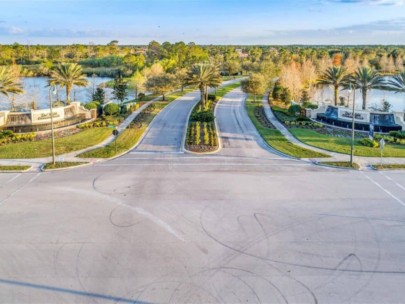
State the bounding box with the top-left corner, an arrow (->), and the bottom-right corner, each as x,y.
185,82 -> 241,153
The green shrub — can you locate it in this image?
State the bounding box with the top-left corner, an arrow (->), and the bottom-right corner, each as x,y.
359,138 -> 379,148
104,103 -> 120,116
191,111 -> 215,122
389,131 -> 405,139
302,102 -> 318,109
288,104 -> 302,116
84,101 -> 100,110
296,116 -> 311,122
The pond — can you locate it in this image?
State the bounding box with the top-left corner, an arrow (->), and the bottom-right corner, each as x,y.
314,79 -> 405,112
0,76 -> 137,111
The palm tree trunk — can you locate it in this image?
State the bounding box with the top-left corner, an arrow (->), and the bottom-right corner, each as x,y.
362,89 -> 367,110
199,85 -> 205,109
334,85 -> 339,106
205,85 -> 208,109
66,84 -> 71,105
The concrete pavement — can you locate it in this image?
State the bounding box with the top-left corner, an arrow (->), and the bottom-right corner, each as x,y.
0,89 -> 405,303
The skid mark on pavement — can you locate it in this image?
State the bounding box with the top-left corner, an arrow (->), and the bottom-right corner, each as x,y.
54,185 -> 185,242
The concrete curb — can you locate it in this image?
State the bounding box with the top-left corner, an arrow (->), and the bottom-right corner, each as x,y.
0,166 -> 32,173
40,162 -> 91,172
183,95 -> 222,155
312,161 -> 360,171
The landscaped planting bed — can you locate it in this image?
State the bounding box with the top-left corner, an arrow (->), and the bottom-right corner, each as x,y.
185,82 -> 241,153
0,128 -> 111,159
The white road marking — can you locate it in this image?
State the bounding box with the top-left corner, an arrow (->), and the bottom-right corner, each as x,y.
0,173 -> 41,206
121,156 -> 295,161
4,173 -> 21,185
28,173 -> 41,183
362,172 -> 405,207
129,151 -> 184,155
379,171 -> 405,192
97,163 -> 312,167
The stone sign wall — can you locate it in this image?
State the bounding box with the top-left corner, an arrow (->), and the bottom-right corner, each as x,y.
338,108 -> 370,123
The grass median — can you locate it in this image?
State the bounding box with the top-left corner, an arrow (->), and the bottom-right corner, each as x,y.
246,96 -> 329,158
43,162 -> 88,170
185,82 -> 241,152
290,128 -> 405,158
0,165 -> 31,171
0,128 -> 111,159
318,161 -> 360,169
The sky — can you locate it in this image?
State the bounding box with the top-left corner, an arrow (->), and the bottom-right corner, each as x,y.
0,0 -> 404,45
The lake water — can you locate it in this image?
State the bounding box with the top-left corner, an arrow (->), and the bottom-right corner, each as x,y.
0,76 -> 137,111
314,84 -> 405,112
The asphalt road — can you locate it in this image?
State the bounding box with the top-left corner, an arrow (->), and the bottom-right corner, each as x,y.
0,88 -> 405,303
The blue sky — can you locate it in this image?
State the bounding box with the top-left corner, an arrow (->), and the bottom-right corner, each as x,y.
0,0 -> 404,44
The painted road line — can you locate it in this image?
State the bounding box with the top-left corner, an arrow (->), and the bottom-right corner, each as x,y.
379,171 -> 405,192
362,172 -> 405,207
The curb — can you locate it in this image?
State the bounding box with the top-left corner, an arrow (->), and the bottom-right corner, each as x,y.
40,162 -> 91,172
0,166 -> 32,173
312,161 -> 361,171
183,95 -> 222,155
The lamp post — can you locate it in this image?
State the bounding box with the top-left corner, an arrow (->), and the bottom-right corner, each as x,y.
349,83 -> 356,166
48,86 -> 57,165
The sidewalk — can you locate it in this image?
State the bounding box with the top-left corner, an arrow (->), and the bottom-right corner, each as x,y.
261,95 -> 405,168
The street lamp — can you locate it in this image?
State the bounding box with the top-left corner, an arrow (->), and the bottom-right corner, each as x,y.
48,86 -> 57,165
349,83 -> 356,166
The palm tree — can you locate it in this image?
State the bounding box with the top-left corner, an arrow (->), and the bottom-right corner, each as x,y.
385,71 -> 405,102
0,66 -> 24,110
48,63 -> 88,104
350,67 -> 385,110
185,63 -> 221,109
317,66 -> 348,106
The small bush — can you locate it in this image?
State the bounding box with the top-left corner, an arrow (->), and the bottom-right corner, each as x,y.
104,103 -> 120,116
191,111 -> 215,122
302,102 -> 318,110
296,116 -> 311,122
288,104 -> 302,116
389,131 -> 405,139
359,138 -> 379,148
84,101 -> 100,110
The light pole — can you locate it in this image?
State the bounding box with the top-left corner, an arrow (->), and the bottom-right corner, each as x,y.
48,86 -> 57,165
349,83 -> 356,166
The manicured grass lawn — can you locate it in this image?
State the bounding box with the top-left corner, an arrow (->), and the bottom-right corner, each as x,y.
290,128 -> 405,157
43,162 -> 88,170
0,128 -> 111,159
372,164 -> 405,170
0,165 -> 31,171
79,102 -> 168,158
319,161 -> 360,170
245,96 -> 329,158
